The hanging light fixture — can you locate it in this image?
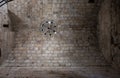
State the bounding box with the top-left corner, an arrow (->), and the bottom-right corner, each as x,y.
40,20 -> 57,36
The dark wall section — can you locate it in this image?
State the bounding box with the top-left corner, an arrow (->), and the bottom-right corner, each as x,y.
110,0 -> 120,70
98,0 -> 120,70
98,0 -> 112,62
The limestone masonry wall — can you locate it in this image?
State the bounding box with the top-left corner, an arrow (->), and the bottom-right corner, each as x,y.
1,0 -> 107,68
0,4 -> 15,65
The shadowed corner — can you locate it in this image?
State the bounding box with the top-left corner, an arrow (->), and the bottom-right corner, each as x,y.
8,10 -> 23,31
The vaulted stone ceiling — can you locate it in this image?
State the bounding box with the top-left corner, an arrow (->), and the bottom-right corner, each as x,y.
0,0 -> 120,78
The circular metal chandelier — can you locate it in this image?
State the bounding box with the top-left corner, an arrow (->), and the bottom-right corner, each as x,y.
40,20 -> 57,36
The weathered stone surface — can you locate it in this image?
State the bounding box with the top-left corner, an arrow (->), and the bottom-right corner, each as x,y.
0,67 -> 120,78
0,0 -> 120,77
0,3 -> 14,65
98,0 -> 120,70
0,0 -> 108,68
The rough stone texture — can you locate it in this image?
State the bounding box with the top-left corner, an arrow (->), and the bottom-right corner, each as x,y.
98,0 -> 112,62
0,0 -> 108,68
110,0 -> 120,70
0,67 -> 120,78
98,0 -> 120,70
0,31 -> 15,65
0,2 -> 8,57
0,4 -> 8,30
0,3 -> 15,65
0,0 -> 120,78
